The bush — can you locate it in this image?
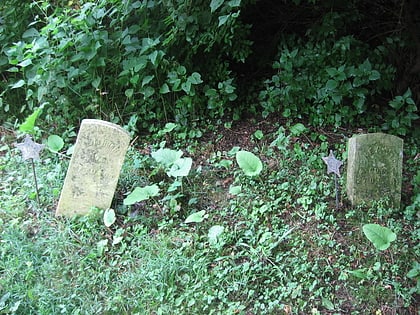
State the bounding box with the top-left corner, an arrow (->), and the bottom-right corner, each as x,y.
258,12 -> 398,127
1,1 -> 418,135
0,0 -> 252,132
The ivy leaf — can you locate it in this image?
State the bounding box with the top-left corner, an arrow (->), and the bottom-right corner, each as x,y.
11,79 -> 25,89
210,0 -> 224,13
236,150 -> 263,176
142,75 -> 154,87
218,14 -> 231,27
362,224 -> 396,251
18,59 -> 32,67
188,72 -> 203,85
123,184 -> 160,205
159,83 -> 170,94
185,210 -> 206,223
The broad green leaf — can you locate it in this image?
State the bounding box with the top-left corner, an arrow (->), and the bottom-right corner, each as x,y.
185,210 -> 206,224
218,159 -> 232,169
236,150 -> 263,176
167,157 -> 192,177
177,65 -> 187,75
359,59 -> 372,72
10,79 -> 25,89
92,77 -> 101,89
289,123 -> 306,136
142,75 -> 154,87
362,224 -> 396,251
253,130 -> 264,140
208,225 -> 224,244
188,72 -> 203,85
158,122 -> 177,136
125,89 -> 134,98
229,185 -> 241,195
326,67 -> 337,76
407,262 -> 420,279
103,208 -> 116,227
18,59 -> 32,67
151,148 -> 183,166
205,88 -> 217,97
140,86 -> 155,98
218,14 -> 231,27
228,0 -> 241,8
47,135 -> 64,153
326,79 -> 338,90
148,49 -> 159,66
322,298 -> 334,311
19,107 -> 42,134
159,83 -> 170,94
210,0 -> 224,12
22,28 -> 40,38
369,70 -> 380,81
123,184 -> 160,205
181,81 -> 192,94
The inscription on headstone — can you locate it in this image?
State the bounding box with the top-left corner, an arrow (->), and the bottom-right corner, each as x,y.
56,119 -> 130,216
346,133 -> 403,208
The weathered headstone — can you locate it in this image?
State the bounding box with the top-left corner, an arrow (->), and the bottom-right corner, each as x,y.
346,133 -> 403,208
56,119 -> 130,216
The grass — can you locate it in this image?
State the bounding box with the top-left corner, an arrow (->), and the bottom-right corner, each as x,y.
0,122 -> 419,314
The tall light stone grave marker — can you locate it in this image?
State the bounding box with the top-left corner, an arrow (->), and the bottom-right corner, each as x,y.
56,119 -> 130,216
346,133 -> 403,208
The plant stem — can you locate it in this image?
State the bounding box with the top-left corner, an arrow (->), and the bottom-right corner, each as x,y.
334,173 -> 340,209
31,158 -> 41,205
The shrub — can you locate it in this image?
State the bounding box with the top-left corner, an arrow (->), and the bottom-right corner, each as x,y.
0,0 -> 252,132
258,12 -> 398,128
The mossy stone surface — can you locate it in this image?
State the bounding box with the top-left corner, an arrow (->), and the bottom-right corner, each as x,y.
346,133 -> 403,208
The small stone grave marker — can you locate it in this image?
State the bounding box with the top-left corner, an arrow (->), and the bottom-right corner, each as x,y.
346,133 -> 403,208
56,119 -> 130,216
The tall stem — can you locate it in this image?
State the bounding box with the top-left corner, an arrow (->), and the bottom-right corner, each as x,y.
334,173 -> 340,209
31,159 -> 41,205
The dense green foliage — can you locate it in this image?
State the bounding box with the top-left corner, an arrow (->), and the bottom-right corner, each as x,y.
1,0 -> 419,135
0,0 -> 251,132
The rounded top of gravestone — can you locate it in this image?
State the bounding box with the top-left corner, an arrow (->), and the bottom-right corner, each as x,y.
350,132 -> 403,142
81,119 -> 130,137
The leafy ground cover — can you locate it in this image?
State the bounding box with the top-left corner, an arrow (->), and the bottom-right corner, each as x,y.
0,120 -> 419,314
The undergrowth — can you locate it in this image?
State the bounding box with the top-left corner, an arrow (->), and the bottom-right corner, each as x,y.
0,123 -> 419,314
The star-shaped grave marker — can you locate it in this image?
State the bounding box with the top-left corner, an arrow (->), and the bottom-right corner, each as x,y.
322,150 -> 343,177
15,134 -> 45,161
14,134 -> 44,205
